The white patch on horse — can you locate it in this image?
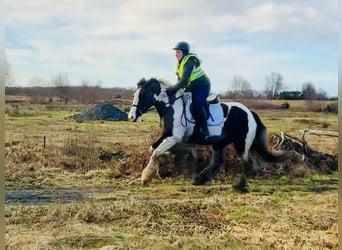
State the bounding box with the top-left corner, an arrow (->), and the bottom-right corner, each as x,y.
154,92 -> 170,107
172,92 -> 193,139
132,88 -> 141,106
128,88 -> 141,121
225,102 -> 257,160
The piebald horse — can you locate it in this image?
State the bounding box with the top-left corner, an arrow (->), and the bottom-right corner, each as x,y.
129,78 -> 291,191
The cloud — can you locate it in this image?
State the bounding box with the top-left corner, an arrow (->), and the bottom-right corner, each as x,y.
5,0 -> 338,96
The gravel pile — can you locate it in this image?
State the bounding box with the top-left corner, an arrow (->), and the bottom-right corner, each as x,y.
72,103 -> 128,122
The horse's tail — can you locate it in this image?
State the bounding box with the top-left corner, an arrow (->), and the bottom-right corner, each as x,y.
251,111 -> 293,162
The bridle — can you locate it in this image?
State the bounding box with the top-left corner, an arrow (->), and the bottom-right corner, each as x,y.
131,81 -> 184,120
131,86 -> 156,118
131,104 -> 153,117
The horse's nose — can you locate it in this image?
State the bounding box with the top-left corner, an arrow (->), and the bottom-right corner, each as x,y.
128,111 -> 135,121
129,116 -> 137,122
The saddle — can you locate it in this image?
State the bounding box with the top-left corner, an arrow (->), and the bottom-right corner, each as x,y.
183,93 -> 224,126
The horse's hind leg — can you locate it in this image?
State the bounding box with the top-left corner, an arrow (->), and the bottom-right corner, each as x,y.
232,140 -> 251,192
192,148 -> 224,185
231,159 -> 249,193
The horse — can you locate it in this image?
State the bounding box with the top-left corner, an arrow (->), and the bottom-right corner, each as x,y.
129,77 -> 292,191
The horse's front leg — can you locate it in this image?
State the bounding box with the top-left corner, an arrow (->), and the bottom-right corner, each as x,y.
142,136 -> 181,185
150,133 -> 168,153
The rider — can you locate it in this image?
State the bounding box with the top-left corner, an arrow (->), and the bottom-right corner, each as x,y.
166,41 -> 211,140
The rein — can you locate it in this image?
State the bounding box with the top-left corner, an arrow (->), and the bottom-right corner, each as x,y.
163,91 -> 190,128
159,91 -> 190,128
180,95 -> 189,127
131,104 -> 154,116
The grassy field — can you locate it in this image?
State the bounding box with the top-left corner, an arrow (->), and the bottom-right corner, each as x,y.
5,100 -> 338,249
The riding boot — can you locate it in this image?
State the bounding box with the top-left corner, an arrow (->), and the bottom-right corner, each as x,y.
199,119 -> 209,137
189,107 -> 209,144
197,107 -> 209,137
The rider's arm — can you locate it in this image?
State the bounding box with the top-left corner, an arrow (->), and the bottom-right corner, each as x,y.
170,59 -> 195,91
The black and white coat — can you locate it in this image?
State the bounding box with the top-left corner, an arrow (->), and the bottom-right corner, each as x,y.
129,78 -> 291,190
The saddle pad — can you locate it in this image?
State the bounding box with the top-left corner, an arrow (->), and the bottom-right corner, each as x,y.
184,94 -> 224,126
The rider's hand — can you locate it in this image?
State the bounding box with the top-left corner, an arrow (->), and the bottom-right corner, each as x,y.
165,87 -> 178,96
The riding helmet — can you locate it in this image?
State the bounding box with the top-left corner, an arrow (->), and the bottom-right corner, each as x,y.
173,41 -> 190,55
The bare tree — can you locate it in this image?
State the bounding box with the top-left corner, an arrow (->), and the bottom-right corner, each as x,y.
265,72 -> 284,99
316,89 -> 328,100
50,73 -> 71,103
302,82 -> 316,100
78,79 -> 93,104
302,82 -> 318,111
29,76 -> 49,103
230,75 -> 252,98
51,73 -> 70,97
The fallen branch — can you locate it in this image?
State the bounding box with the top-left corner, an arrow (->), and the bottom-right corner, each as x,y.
269,131 -> 338,175
300,129 -> 338,138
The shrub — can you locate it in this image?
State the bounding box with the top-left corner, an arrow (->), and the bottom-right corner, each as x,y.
323,103 -> 338,113
281,102 -> 290,109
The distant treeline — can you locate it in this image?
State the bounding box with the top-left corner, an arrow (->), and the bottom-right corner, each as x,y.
5,86 -> 337,104
5,86 -> 134,104
222,90 -> 336,100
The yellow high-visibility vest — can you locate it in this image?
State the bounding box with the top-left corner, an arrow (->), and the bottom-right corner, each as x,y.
176,55 -> 205,86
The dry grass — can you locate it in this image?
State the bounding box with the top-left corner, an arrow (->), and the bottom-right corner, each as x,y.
5,182 -> 338,249
5,101 -> 338,249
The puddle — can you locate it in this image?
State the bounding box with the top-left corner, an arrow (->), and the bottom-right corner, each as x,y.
5,178 -> 338,205
5,188 -> 116,205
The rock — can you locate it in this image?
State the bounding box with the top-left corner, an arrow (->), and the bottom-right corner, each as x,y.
72,103 -> 128,122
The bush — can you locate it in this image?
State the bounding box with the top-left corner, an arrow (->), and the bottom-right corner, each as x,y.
281,102 -> 290,109
323,103 -> 338,113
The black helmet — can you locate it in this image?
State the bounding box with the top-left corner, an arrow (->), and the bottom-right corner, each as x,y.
173,41 -> 190,55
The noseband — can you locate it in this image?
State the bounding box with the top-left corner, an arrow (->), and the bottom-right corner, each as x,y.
131,104 -> 152,117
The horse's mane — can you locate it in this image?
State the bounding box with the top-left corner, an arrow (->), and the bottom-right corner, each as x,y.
137,78 -> 172,88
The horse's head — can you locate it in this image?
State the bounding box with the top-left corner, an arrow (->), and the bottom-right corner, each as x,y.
129,78 -> 168,122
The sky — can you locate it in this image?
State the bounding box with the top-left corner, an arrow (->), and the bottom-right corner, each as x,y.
5,0 -> 338,97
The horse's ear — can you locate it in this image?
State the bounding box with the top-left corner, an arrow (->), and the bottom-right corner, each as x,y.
146,78 -> 158,86
137,78 -> 147,87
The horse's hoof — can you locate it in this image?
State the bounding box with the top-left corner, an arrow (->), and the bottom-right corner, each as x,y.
192,175 -> 212,186
141,174 -> 152,186
204,180 -> 213,185
141,166 -> 156,186
141,178 -> 150,186
232,174 -> 249,192
232,185 -> 249,193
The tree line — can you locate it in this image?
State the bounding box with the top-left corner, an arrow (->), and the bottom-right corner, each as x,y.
224,72 -> 334,100
5,71 -> 336,104
5,72 -> 134,104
